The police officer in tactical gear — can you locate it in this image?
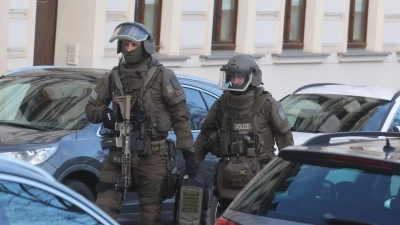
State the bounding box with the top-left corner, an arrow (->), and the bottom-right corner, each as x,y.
193,54 -> 294,215
85,22 -> 196,224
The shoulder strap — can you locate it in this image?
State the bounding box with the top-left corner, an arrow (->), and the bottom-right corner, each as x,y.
112,66 -> 124,96
143,64 -> 159,88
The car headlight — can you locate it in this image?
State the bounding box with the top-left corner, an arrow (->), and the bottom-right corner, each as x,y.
0,144 -> 59,165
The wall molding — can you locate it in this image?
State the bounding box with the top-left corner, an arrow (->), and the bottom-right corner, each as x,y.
9,9 -> 28,20
106,11 -> 126,21
182,11 -> 206,21
385,14 -> 400,22
324,12 -> 343,21
256,11 -> 278,21
7,47 -> 26,58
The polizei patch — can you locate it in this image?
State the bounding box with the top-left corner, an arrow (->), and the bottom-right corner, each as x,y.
233,123 -> 252,130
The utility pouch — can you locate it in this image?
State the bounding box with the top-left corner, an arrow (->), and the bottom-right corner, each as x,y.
258,151 -> 275,168
101,137 -> 116,150
156,112 -> 173,133
166,139 -> 177,158
161,167 -> 179,200
219,131 -> 231,155
206,131 -> 221,157
223,160 -> 252,189
230,141 -> 246,155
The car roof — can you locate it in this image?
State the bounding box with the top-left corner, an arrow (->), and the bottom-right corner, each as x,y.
292,83 -> 400,101
0,155 -> 55,180
0,155 -> 118,224
280,132 -> 400,165
3,66 -> 222,92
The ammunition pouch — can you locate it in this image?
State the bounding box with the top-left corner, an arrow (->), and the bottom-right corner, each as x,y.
148,138 -> 176,156
101,137 -> 116,150
230,141 -> 246,155
258,151 -> 276,168
160,167 -> 179,200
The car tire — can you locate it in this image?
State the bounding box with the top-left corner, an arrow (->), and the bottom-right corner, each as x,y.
62,179 -> 95,202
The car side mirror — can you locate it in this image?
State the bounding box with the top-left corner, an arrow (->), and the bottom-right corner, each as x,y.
99,124 -> 114,136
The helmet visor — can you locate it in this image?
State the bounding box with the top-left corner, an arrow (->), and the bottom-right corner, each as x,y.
109,23 -> 149,43
219,68 -> 252,92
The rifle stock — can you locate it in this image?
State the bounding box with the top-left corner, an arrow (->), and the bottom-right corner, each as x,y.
113,95 -> 139,197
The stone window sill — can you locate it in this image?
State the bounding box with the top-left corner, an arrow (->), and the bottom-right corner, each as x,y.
272,50 -> 330,64
338,49 -> 391,62
200,51 -> 265,66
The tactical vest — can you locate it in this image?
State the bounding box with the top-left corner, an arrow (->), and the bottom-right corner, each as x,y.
111,61 -> 173,155
215,89 -> 274,157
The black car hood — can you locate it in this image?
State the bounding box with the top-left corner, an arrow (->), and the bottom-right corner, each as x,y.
0,125 -> 76,149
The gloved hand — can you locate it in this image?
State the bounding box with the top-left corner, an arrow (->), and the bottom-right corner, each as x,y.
182,151 -> 199,178
101,108 -> 117,131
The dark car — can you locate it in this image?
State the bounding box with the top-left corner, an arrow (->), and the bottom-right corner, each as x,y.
0,66 -> 222,224
216,132 -> 400,225
0,154 -> 118,225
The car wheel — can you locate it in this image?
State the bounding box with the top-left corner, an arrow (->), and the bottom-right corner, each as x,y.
209,195 -> 223,225
62,179 -> 95,202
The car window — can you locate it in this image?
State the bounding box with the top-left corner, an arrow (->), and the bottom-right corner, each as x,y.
184,87 -> 208,130
203,92 -> 218,110
0,77 -> 94,131
232,157 -> 400,225
388,106 -> 400,132
0,179 -> 103,225
281,94 -> 393,133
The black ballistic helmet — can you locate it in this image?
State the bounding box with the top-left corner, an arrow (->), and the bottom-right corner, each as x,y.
219,54 -> 263,91
109,22 -> 156,54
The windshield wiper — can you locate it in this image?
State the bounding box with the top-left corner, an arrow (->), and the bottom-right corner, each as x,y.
0,121 -> 50,131
324,213 -> 376,225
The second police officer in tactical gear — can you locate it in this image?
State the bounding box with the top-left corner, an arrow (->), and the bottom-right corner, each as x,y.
85,22 -> 198,224
192,54 -> 294,215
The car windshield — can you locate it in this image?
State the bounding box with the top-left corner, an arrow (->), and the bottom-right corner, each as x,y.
232,157 -> 400,225
0,76 -> 95,131
281,94 -> 394,133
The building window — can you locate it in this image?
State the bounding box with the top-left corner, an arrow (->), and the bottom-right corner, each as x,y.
283,0 -> 307,49
212,0 -> 238,50
135,0 -> 163,51
348,0 -> 369,48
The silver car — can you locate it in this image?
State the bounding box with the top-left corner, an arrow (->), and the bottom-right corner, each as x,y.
0,155 -> 118,225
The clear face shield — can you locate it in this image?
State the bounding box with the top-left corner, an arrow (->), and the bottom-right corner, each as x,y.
219,68 -> 253,92
109,23 -> 149,43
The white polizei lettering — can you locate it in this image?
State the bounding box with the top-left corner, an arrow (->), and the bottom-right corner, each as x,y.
234,123 -> 252,130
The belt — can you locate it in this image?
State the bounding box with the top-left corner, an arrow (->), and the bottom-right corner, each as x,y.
150,139 -> 169,155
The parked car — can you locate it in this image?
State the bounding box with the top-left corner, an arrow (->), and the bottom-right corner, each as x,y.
216,132 -> 400,225
281,83 -> 400,145
0,154 -> 118,225
0,66 -> 222,224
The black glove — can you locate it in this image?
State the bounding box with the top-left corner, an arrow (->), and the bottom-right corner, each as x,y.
101,108 -> 117,131
182,151 -> 199,178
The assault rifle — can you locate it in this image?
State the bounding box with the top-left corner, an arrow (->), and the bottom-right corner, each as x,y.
113,95 -> 139,198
